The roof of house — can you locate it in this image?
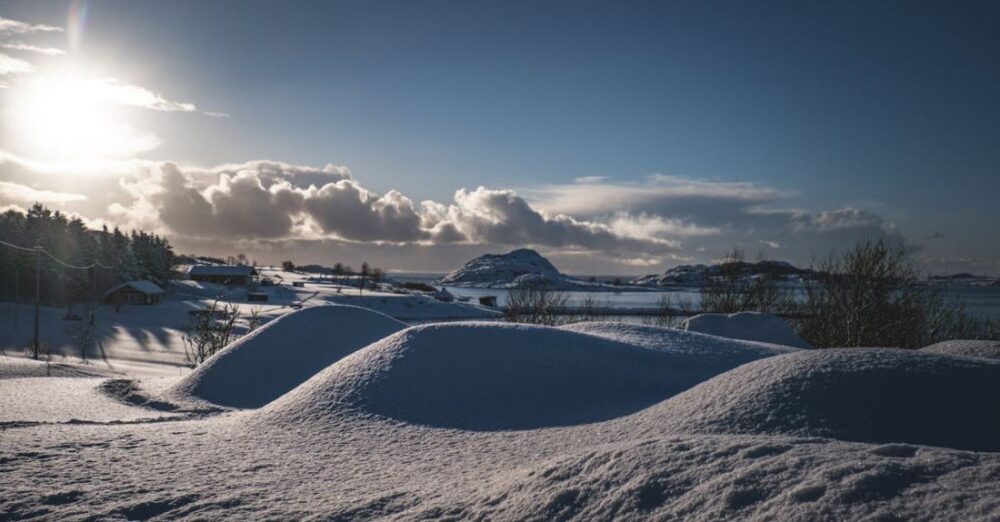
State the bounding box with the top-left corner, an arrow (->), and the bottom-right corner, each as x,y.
187,265 -> 257,277
103,280 -> 165,298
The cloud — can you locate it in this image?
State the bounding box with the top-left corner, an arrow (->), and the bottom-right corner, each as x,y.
0,181 -> 87,203
77,77 -> 216,114
111,161 -> 678,255
0,17 -> 62,35
7,155 -> 909,271
0,52 -> 34,75
1,42 -> 65,56
529,173 -> 791,224
525,175 -> 903,265
423,187 -> 678,253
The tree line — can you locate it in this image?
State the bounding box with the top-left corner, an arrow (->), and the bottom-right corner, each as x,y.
0,204 -> 176,307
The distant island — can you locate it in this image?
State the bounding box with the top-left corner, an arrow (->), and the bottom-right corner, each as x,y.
440,248 -> 1000,290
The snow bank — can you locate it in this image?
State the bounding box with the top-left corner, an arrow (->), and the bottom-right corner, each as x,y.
650,348 -> 1000,451
169,305 -> 405,408
683,311 -> 812,349
260,322 -> 713,430
922,339 -> 1000,360
563,321 -> 797,359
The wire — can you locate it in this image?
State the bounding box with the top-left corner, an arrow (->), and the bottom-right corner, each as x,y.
0,239 -> 120,270
0,239 -> 37,253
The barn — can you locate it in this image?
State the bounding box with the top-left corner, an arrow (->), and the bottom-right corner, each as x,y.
187,265 -> 258,286
103,281 -> 165,305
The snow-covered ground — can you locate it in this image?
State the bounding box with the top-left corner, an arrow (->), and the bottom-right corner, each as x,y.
1,308 -> 998,520
0,268 -> 498,378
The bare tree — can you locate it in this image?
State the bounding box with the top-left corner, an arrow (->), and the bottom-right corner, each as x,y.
371,267 -> 385,290
643,294 -> 696,328
798,239 -> 994,348
700,248 -> 794,315
503,287 -> 570,326
359,262 -> 370,296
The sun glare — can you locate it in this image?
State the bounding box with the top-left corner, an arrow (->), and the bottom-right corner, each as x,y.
4,73 -> 159,164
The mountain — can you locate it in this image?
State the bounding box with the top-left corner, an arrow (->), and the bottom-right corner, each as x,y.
440,248 -> 628,290
440,249 -> 566,288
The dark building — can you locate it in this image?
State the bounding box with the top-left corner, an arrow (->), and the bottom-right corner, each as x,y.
103,281 -> 165,305
187,265 -> 258,286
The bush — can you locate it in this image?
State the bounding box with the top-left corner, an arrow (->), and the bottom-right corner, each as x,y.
183,299 -> 241,367
503,287 -> 569,326
700,248 -> 795,315
798,239 -> 994,348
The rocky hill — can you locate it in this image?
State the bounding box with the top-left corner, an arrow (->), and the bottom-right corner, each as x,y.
633,260 -> 809,287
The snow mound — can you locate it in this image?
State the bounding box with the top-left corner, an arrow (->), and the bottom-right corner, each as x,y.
259,322 -> 711,431
922,339 -> 1000,360
683,312 -> 812,349
169,305 -> 405,408
651,348 -> 1000,451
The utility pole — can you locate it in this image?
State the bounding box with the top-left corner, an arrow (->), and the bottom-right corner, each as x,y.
12,270 -> 18,332
33,246 -> 41,360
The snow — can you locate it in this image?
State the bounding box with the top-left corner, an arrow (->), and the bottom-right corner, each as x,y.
645,348 -> 1000,451
0,377 -> 182,424
922,339 -> 1000,360
256,322 -> 726,431
168,305 -> 405,408
683,311 -> 813,349
0,268 -> 498,379
0,355 -> 115,380
1,307 -> 999,520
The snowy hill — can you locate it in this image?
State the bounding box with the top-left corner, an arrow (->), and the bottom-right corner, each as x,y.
440,248 -> 629,290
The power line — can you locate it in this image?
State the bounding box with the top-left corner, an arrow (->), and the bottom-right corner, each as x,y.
0,239 -> 37,253
0,239 -> 119,270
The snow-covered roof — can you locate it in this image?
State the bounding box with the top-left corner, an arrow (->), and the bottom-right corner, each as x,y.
187,265 -> 256,277
103,280 -> 164,297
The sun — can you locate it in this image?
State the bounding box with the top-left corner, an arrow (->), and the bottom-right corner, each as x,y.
3,73 -> 159,164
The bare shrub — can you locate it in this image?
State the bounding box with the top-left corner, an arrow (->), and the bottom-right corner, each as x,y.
183,299 -> 241,367
573,295 -> 608,323
700,248 -> 795,315
503,287 -> 570,326
799,239 -> 995,348
643,294 -> 696,328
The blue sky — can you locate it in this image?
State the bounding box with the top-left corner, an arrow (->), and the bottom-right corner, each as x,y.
1,1 -> 998,274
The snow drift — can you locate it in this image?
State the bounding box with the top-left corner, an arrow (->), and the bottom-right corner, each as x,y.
259,322 -> 748,431
169,305 -> 405,408
562,322 -> 797,360
922,339 -> 1000,360
649,348 -> 1000,451
683,311 -> 812,349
